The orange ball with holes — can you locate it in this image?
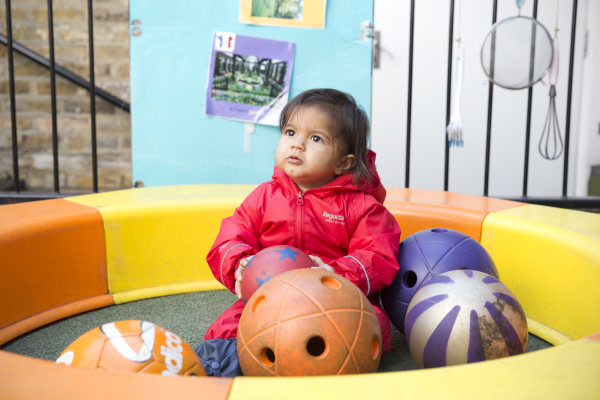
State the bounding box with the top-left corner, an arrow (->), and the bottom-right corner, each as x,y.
237,268 -> 382,376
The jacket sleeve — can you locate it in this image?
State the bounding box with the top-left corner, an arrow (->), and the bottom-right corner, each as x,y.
205,185 -> 265,292
328,198 -> 400,296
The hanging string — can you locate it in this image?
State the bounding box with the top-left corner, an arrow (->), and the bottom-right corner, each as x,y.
456,0 -> 462,43
554,0 -> 560,38
515,0 -> 525,16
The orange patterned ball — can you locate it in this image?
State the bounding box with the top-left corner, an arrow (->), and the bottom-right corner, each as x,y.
56,320 -> 206,376
237,268 -> 382,376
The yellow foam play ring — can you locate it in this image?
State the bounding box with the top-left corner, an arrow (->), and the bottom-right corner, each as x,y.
0,185 -> 598,399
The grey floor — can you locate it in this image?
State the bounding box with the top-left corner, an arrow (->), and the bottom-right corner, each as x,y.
2,290 -> 551,372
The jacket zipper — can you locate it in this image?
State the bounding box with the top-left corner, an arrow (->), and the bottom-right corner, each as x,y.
296,190 -> 304,249
295,185 -> 346,250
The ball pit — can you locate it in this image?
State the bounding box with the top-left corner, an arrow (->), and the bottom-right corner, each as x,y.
1,185 -> 599,399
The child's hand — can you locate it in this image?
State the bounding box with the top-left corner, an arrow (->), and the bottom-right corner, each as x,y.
309,255 -> 334,273
235,256 -> 253,300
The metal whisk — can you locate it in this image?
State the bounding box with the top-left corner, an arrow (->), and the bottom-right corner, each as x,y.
539,14 -> 564,160
539,81 -> 563,160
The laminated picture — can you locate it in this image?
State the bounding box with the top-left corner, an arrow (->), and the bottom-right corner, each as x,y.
206,32 -> 295,126
239,0 -> 326,29
252,0 -> 303,20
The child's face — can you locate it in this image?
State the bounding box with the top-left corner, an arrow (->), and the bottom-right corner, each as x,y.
275,106 -> 354,192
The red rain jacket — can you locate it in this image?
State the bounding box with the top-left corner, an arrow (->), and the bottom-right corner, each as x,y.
205,151 -> 401,351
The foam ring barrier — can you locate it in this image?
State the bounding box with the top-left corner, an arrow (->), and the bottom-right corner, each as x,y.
0,185 -> 599,399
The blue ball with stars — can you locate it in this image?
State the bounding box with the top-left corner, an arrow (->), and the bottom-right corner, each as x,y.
241,245 -> 315,303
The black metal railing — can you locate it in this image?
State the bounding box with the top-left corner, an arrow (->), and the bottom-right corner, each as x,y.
411,0 -> 578,197
1,0 -> 129,203
2,0 -> 598,209
402,0 -> 597,209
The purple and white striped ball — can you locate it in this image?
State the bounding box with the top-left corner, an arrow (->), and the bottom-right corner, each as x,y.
404,269 -> 528,369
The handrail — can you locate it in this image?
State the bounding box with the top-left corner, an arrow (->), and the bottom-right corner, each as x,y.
504,196 -> 600,210
0,33 -> 130,112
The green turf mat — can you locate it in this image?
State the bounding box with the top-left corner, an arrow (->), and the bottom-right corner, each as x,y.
2,290 -> 551,372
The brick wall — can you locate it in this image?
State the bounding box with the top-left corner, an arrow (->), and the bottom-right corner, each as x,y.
0,0 -> 131,193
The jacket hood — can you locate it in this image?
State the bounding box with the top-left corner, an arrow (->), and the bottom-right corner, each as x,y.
272,150 -> 387,204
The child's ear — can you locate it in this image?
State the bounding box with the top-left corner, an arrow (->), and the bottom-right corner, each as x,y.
335,154 -> 356,175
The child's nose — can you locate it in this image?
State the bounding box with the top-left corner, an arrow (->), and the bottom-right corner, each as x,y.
291,135 -> 305,149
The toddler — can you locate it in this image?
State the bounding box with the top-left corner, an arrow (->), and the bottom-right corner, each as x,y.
197,88 -> 401,376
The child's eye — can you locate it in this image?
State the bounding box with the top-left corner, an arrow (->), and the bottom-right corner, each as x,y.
310,135 -> 322,143
285,129 -> 295,136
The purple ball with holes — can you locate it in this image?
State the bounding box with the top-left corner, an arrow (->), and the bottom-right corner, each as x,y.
404,269 -> 528,368
381,228 -> 498,332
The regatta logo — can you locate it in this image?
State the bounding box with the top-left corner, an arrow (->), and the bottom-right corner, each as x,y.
322,211 -> 345,225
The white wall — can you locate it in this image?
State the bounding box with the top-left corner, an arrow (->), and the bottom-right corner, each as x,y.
371,0 -> 597,198
574,0 -> 600,195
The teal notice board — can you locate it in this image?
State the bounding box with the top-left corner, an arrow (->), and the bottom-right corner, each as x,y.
130,1 -> 374,186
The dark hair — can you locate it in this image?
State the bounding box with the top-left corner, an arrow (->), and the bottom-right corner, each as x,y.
279,88 -> 372,187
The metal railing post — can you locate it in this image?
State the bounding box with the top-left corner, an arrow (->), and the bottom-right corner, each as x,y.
4,0 -> 19,192
47,0 -> 60,192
